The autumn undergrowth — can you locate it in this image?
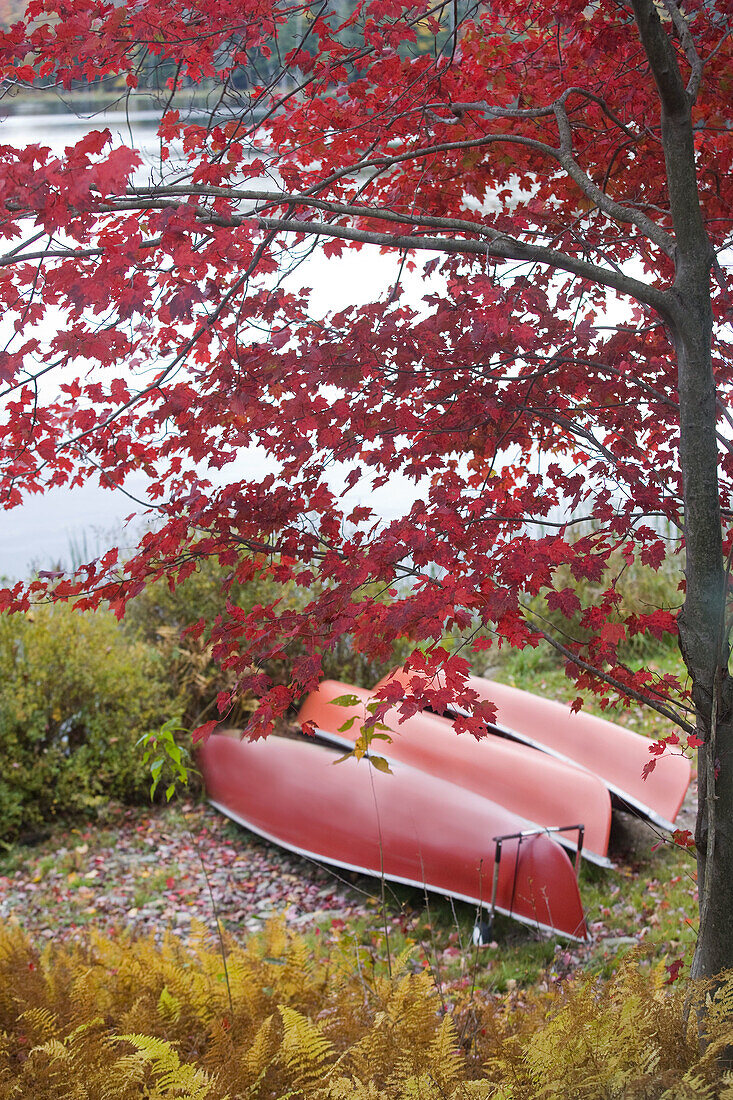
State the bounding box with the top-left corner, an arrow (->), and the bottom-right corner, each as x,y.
1,916 -> 731,1098
0,778 -> 698,996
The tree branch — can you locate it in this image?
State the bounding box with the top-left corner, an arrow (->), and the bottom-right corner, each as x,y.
660,0 -> 704,102
525,617 -> 696,732
252,214 -> 674,316
631,0 -> 690,116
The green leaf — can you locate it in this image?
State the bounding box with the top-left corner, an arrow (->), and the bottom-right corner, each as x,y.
367,755 -> 392,774
139,720 -> 191,802
331,751 -> 355,765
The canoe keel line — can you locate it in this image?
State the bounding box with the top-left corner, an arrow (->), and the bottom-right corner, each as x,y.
198,733 -> 588,941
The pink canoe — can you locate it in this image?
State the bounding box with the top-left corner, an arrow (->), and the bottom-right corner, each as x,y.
375,670 -> 691,832
298,680 -> 613,866
198,732 -> 587,941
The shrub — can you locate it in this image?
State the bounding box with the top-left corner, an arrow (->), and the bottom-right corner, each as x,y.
0,603 -> 182,841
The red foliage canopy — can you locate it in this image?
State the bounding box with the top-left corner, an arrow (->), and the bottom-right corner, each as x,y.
0,0 -> 731,739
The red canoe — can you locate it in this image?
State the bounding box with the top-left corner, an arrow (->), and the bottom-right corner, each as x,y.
298,680 -> 613,866
374,669 -> 691,832
198,732 -> 587,941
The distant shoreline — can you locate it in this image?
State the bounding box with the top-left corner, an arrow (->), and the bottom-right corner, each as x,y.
0,85 -> 267,124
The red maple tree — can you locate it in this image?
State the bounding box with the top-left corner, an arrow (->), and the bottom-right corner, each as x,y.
0,0 -> 732,978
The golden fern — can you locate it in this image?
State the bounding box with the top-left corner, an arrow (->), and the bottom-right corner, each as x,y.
119,1033 -> 220,1099
426,1013 -> 465,1089
238,1013 -> 281,1084
384,1015 -> 465,1097
99,1049 -> 152,1100
658,1072 -> 722,1099
320,1078 -> 384,1100
8,1037 -> 90,1100
18,1007 -> 59,1044
3,918 -> 733,1097
277,1004 -> 335,1089
157,985 -> 183,1023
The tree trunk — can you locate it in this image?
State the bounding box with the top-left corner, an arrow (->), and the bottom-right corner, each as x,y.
673,288 -> 733,981
630,0 -> 733,975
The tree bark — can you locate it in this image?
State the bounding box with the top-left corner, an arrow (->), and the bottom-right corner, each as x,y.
675,306 -> 733,981
670,237 -> 733,983
630,0 -> 732,982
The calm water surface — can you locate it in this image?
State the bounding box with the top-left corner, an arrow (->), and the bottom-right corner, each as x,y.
0,111 -> 424,578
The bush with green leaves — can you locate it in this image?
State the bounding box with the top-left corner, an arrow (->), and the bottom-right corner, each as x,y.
0,603 -> 184,841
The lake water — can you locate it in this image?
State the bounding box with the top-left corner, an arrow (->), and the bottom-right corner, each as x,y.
0,110 -> 434,578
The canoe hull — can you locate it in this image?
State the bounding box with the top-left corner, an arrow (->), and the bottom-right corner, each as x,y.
198,732 -> 587,941
298,680 -> 613,866
375,670 -> 691,831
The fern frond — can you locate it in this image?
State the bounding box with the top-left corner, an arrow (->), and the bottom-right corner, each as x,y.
158,985 -> 183,1023
451,1085 -> 495,1099
240,1013 -> 280,1082
659,1072 -> 718,1099
278,1005 -> 334,1089
119,1033 -> 218,1099
319,1077 -> 383,1100
391,944 -> 419,979
392,1073 -> 443,1099
99,1052 -> 151,1100
426,1013 -> 464,1089
19,1006 -> 59,1043
714,1077 -> 733,1100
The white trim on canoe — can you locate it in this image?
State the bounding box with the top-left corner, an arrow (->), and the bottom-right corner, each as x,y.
208,798 -> 588,943
447,704 -> 679,833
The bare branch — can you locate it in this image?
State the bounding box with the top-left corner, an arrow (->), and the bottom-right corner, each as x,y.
252,214 -> 674,317
660,0 -> 704,101
552,99 -> 674,255
432,86 -> 638,137
0,186 -> 675,319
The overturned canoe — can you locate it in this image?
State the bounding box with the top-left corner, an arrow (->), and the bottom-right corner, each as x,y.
298,680 -> 613,867
374,669 -> 691,832
198,731 -> 587,941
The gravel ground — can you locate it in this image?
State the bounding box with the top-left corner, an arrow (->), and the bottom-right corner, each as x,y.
0,800 -> 388,945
